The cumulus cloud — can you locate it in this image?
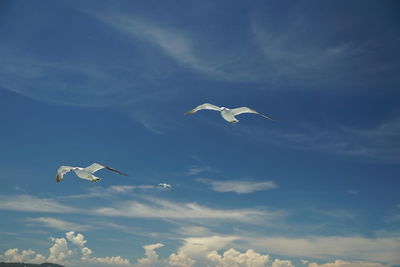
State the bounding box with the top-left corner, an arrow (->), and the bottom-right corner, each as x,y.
46,231 -> 131,266
207,248 -> 270,267
136,243 -> 164,267
197,178 -> 278,194
167,236 -> 236,267
0,248 -> 46,264
47,236 -> 72,264
1,232 -> 398,267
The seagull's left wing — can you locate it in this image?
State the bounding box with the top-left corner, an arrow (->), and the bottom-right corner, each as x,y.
184,103 -> 221,115
85,163 -> 128,176
55,166 -> 75,182
231,107 -> 274,121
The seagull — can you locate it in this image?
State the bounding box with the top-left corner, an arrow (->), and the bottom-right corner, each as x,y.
184,103 -> 274,123
55,163 -> 127,183
157,183 -> 174,191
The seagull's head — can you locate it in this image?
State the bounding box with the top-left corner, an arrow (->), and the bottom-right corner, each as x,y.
229,119 -> 239,124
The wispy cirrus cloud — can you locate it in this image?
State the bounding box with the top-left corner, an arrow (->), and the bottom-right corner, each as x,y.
0,193 -> 283,226
93,196 -> 282,224
231,116 -> 400,164
187,166 -> 213,176
0,194 -> 79,213
27,217 -> 91,232
0,46 -> 134,107
90,12 -> 232,80
197,178 -> 277,194
63,185 -> 157,200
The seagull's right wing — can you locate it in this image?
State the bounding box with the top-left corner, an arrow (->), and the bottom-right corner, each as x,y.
85,163 -> 128,176
56,166 -> 75,182
231,107 -> 274,121
184,103 -> 221,115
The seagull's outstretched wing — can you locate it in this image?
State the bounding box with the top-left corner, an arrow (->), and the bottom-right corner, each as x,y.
84,163 -> 128,176
56,166 -> 75,182
184,103 -> 221,115
231,107 -> 274,121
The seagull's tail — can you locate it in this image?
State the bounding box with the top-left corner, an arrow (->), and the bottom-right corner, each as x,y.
184,109 -> 195,115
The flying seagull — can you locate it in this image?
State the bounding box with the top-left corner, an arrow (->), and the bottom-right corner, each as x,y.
157,183 -> 174,191
184,103 -> 274,123
55,163 -> 127,183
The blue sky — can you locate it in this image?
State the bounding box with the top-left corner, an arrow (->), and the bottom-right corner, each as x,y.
0,1 -> 400,266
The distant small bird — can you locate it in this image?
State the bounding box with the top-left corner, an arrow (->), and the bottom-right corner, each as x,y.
184,103 -> 274,123
55,163 -> 127,183
157,183 -> 174,191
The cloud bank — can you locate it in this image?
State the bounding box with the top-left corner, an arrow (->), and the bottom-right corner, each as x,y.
1,232 -> 393,267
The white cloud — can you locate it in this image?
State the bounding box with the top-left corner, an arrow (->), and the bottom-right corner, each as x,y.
197,178 -> 278,194
47,236 -> 72,264
46,232 -> 130,266
136,243 -> 164,267
89,256 -> 130,266
168,252 -> 196,267
28,217 -> 90,231
0,248 -> 46,264
0,194 -> 79,213
307,260 -> 390,267
66,231 -> 87,247
207,248 -> 271,267
174,236 -> 237,258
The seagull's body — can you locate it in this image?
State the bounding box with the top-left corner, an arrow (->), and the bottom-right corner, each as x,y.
158,183 -> 174,191
184,103 -> 274,123
56,163 -> 127,183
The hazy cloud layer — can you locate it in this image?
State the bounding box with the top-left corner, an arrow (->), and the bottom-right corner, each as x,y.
197,178 -> 278,194
246,235 -> 400,265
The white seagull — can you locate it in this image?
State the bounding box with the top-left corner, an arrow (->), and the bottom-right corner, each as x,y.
55,163 -> 127,183
184,103 -> 274,123
157,183 -> 174,191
